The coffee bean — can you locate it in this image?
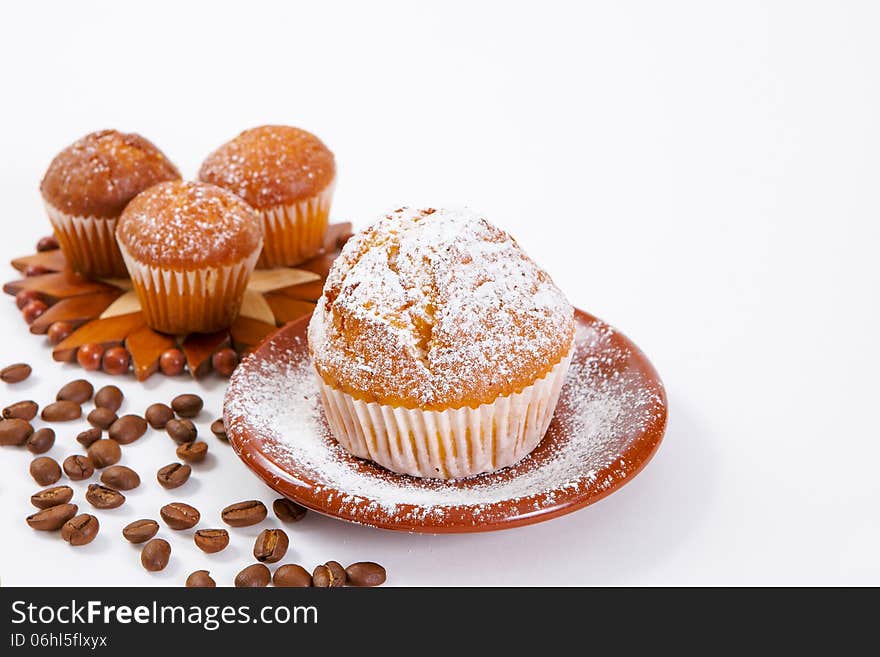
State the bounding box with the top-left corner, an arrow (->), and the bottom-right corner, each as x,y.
273,498 -> 307,523
76,427 -> 102,448
56,379 -> 93,404
0,418 -> 33,446
273,564 -> 312,588
141,539 -> 171,572
159,349 -> 185,376
87,407 -> 117,429
22,300 -> 47,324
101,465 -> 140,490
160,502 -> 200,530
234,564 -> 270,588
312,561 -> 346,588
30,456 -> 61,486
253,529 -> 289,563
171,394 -> 203,418
221,500 -> 267,527
94,385 -> 123,412
87,439 -> 121,468
26,427 -> 55,454
62,454 -> 94,480
101,347 -> 130,375
1,363 -> 32,383
176,441 -> 207,463
345,562 -> 387,587
31,485 -> 73,509
108,415 -> 147,444
41,400 -> 82,422
186,570 -> 216,588
85,483 -> 125,509
47,321 -> 74,345
27,503 -> 77,530
123,519 -> 159,544
210,419 -> 227,441
145,403 -> 173,429
165,418 -> 196,444
157,463 -> 191,489
193,529 -> 229,554
3,400 -> 38,421
77,344 -> 104,371
61,514 -> 99,546
37,235 -> 60,251
211,348 -> 238,377
16,290 -> 40,309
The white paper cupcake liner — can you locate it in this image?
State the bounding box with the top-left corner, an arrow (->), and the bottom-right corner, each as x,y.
315,348 -> 574,479
120,243 -> 261,334
44,203 -> 128,277
257,182 -> 334,268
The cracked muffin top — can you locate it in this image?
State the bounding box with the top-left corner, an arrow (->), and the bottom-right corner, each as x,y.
307,207 -> 574,410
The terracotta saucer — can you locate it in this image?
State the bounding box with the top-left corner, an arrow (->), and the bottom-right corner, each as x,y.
223,309 -> 668,533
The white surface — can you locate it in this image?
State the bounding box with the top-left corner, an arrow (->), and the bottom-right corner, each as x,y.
0,1 -> 877,586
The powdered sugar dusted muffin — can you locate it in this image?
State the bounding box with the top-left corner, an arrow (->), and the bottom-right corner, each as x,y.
198,125 -> 335,268
117,181 -> 262,334
308,207 -> 575,479
40,130 -> 180,278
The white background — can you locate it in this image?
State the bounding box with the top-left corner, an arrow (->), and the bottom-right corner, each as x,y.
0,1 -> 877,586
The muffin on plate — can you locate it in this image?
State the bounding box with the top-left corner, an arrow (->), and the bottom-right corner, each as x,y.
40,130 -> 180,278
198,125 -> 335,269
116,181 -> 262,335
308,207 -> 575,479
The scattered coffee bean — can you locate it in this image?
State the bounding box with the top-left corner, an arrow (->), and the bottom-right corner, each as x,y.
41,400 -> 82,422
141,539 -> 171,571
273,564 -> 312,588
186,570 -> 216,588
22,300 -> 47,324
235,564 -> 270,588
26,427 -> 55,454
87,439 -> 121,468
345,562 -> 387,587
15,289 -> 40,309
160,502 -> 200,530
0,418 -> 33,446
62,454 -> 94,480
157,463 -> 191,489
77,343 -> 104,371
165,418 -> 196,444
94,385 -> 124,412
31,485 -> 74,509
85,483 -> 125,509
210,419 -> 227,441
87,407 -> 117,430
159,348 -> 185,376
76,427 -> 102,448
273,498 -> 307,523
108,414 -> 147,444
37,235 -> 60,251
101,465 -> 141,490
123,519 -> 159,543
26,503 -> 78,531
211,348 -> 238,377
47,321 -> 74,345
221,500 -> 267,527
101,347 -> 130,375
171,394 -> 203,418
3,400 -> 38,421
56,379 -> 93,404
145,403 -> 173,430
30,456 -> 61,486
1,363 -> 32,383
176,441 -> 207,463
61,514 -> 99,546
312,561 -> 346,588
253,529 -> 289,563
193,529 -> 229,554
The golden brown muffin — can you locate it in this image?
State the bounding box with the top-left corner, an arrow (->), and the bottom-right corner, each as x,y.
117,181 -> 262,334
198,125 -> 335,268
40,130 -> 180,277
308,207 -> 575,479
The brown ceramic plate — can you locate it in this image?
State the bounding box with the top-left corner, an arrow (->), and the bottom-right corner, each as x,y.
224,309 -> 667,533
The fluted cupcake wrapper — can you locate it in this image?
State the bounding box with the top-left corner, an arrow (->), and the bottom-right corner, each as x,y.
44,203 -> 128,278
120,243 -> 261,335
315,348 -> 573,480
256,181 -> 335,269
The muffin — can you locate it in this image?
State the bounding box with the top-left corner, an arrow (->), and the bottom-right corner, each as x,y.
198,125 -> 335,269
308,207 -> 575,479
40,130 -> 180,278
116,181 -> 262,335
